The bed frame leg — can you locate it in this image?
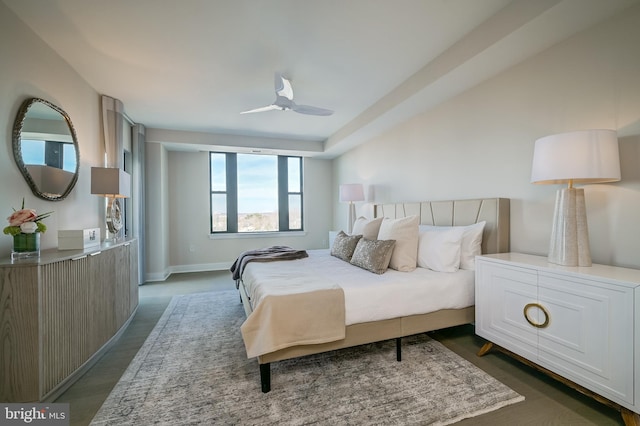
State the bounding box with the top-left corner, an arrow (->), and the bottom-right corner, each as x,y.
260,363 -> 271,393
396,337 -> 402,361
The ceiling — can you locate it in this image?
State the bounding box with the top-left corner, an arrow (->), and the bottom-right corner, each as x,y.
4,0 -> 638,157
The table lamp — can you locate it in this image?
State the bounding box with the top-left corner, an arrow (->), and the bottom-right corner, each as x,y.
339,183 -> 364,234
91,167 -> 131,241
531,129 -> 620,266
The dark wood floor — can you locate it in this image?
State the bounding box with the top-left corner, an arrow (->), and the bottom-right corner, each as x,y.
430,326 -> 624,425
56,271 -> 625,425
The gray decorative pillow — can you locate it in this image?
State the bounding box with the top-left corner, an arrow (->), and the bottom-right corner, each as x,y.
350,238 -> 396,274
331,231 -> 362,261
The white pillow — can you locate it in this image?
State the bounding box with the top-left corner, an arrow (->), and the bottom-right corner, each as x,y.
419,221 -> 486,270
377,215 -> 419,272
459,221 -> 486,269
351,217 -> 383,240
417,227 -> 465,272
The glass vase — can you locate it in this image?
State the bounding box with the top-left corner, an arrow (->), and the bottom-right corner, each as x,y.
12,232 -> 41,260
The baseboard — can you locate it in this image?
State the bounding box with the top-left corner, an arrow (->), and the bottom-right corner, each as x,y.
145,262 -> 232,282
170,262 -> 232,274
145,270 -> 171,282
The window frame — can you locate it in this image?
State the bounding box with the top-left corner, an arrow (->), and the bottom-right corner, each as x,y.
209,152 -> 304,234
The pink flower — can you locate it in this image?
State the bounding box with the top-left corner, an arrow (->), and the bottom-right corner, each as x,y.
8,209 -> 37,226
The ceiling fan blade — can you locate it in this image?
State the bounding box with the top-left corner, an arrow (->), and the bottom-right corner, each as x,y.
240,104 -> 281,114
275,73 -> 294,100
292,104 -> 333,116
243,73 -> 332,116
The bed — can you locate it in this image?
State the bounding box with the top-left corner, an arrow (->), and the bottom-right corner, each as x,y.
236,198 -> 510,392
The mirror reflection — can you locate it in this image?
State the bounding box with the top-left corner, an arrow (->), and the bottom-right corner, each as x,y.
13,98 -> 79,201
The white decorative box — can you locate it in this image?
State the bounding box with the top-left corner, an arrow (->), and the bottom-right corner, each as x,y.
58,228 -> 101,250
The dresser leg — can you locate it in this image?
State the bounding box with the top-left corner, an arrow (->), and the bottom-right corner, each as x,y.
477,342 -> 494,357
621,408 -> 640,426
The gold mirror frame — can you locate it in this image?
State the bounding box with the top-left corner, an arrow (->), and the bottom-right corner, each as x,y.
12,98 -> 80,201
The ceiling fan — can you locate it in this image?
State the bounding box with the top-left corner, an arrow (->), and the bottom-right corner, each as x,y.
240,73 -> 333,116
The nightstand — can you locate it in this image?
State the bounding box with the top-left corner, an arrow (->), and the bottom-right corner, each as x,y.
475,253 -> 640,425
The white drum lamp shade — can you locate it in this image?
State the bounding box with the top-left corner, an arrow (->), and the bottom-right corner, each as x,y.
531,129 -> 620,266
339,183 -> 364,234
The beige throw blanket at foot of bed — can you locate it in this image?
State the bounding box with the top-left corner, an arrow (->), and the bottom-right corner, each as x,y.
241,287 -> 345,359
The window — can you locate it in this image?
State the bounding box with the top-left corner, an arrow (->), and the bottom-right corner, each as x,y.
20,139 -> 77,173
210,152 -> 303,233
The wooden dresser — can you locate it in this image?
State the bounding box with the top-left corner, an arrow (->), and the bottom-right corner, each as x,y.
0,239 -> 138,402
475,253 -> 640,425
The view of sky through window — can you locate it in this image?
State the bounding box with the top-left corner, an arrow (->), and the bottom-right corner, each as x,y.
237,154 -> 278,213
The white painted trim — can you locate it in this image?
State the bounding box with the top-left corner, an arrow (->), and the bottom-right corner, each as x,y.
144,262 -> 232,282
209,231 -> 307,240
144,269 -> 171,282
170,262 -> 232,273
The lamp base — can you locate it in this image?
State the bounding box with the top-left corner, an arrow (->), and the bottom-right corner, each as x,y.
347,202 -> 356,234
104,197 -> 124,242
548,187 -> 592,267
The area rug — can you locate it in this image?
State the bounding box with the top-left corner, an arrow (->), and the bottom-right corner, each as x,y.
90,291 -> 523,425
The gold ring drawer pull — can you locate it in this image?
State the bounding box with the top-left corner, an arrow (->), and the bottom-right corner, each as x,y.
523,303 -> 550,328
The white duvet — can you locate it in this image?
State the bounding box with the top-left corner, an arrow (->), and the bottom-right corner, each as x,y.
241,249 -> 475,326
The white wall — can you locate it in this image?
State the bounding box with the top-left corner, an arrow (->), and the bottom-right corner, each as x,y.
0,3 -> 103,257
143,147 -> 332,280
334,5 -> 640,269
144,142 -> 171,280
5,0 -> 637,275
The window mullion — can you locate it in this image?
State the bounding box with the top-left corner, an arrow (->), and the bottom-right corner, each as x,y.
298,158 -> 303,230
277,156 -> 289,231
227,153 -> 238,233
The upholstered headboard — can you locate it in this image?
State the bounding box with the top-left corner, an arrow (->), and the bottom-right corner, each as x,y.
373,198 -> 510,255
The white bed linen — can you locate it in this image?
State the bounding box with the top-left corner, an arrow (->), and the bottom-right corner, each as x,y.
241,249 -> 475,326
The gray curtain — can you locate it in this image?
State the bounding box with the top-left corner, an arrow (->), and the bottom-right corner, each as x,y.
101,95 -> 125,168
132,124 -> 146,285
101,95 -> 147,284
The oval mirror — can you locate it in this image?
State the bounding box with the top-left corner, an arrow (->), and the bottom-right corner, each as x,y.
12,98 -> 80,201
